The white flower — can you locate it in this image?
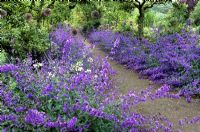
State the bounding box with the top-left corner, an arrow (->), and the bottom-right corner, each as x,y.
88,57 -> 93,63
33,63 -> 43,68
38,63 -> 43,67
33,64 -> 37,68
85,69 -> 91,73
76,66 -> 83,72
48,72 -> 55,78
94,74 -> 98,79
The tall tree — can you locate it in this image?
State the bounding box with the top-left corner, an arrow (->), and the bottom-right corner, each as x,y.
126,0 -> 172,39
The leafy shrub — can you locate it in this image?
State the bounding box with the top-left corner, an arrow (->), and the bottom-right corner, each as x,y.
190,0 -> 200,31
1,22 -> 49,60
49,1 -> 71,25
69,3 -> 101,35
0,2 -> 50,60
159,3 -> 188,34
144,10 -> 158,27
0,50 -> 7,64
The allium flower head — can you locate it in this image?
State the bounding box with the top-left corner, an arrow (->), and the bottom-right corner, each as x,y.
71,28 -> 78,36
0,9 -> 7,18
91,10 -> 100,19
122,20 -> 126,26
42,8 -> 51,17
130,21 -> 133,26
24,13 -> 33,21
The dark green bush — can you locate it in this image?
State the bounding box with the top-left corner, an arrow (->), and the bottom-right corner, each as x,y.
0,1 -> 50,60
160,3 -> 188,34
190,0 -> 200,32
69,2 -> 101,34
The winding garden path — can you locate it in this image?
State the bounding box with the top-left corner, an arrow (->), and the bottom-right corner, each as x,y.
88,42 -> 200,132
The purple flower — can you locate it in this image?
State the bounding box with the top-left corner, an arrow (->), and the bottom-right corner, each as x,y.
0,114 -> 17,123
178,119 -> 185,126
24,109 -> 46,126
0,64 -> 18,72
153,85 -> 170,98
15,106 -> 26,113
67,117 -> 77,129
89,28 -> 200,95
44,121 -> 59,128
42,84 -> 53,95
188,116 -> 200,124
63,103 -> 68,112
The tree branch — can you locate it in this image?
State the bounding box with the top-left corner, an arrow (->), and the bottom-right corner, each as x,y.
133,2 -> 139,8
135,0 -> 141,5
141,0 -> 146,7
144,1 -> 167,10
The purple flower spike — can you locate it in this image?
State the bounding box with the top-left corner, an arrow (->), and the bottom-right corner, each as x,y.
42,84 -> 53,95
0,64 -> 18,72
67,117 -> 77,129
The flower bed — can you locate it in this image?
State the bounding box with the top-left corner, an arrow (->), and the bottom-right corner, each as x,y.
0,24 -> 198,131
89,27 -> 200,96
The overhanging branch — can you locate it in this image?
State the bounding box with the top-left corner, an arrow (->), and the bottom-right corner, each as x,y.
144,1 -> 168,10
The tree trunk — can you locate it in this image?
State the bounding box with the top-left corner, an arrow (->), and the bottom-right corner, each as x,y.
137,7 -> 144,39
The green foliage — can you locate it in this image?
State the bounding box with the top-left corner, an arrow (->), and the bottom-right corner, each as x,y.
69,2 -> 101,33
1,22 -> 49,59
0,1 -> 50,59
0,50 -> 7,64
144,10 -> 158,27
190,0 -> 200,31
160,3 -> 188,34
151,3 -> 173,14
100,2 -> 136,32
49,1 -> 71,25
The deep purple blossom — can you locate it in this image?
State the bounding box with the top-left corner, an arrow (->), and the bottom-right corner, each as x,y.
15,106 -> 26,113
24,109 -> 46,126
0,114 -> 17,123
67,117 -> 77,129
42,84 -> 53,95
0,64 -> 18,72
44,121 -> 59,128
